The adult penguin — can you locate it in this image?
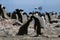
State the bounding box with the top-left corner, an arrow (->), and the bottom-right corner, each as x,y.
22,12 -> 28,24
0,4 -> 5,18
15,9 -> 23,23
31,15 -> 42,37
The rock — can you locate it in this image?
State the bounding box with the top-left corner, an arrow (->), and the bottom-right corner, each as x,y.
0,19 -> 21,36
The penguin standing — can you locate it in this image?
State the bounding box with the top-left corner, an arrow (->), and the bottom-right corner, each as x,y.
31,15 -> 42,37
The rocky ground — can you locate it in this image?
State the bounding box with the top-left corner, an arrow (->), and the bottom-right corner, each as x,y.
0,19 -> 60,40
0,35 -> 60,40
